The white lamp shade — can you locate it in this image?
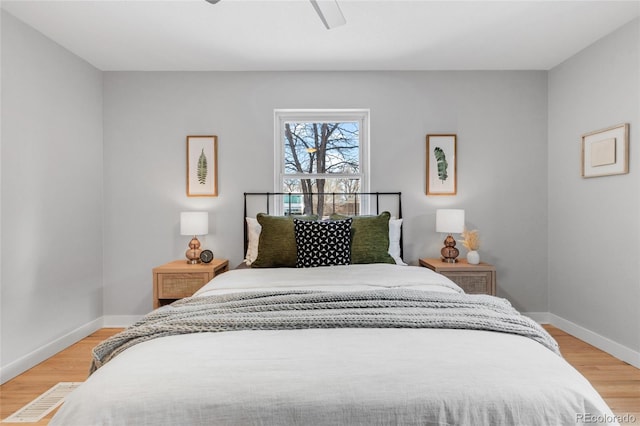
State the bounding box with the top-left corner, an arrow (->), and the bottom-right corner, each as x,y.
180,212 -> 208,236
436,209 -> 465,234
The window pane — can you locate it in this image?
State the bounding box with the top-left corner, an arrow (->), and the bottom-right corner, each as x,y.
282,178 -> 361,217
283,122 -> 359,175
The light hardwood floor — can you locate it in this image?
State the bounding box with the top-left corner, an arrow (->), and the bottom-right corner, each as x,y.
544,325 -> 640,423
0,326 -> 638,425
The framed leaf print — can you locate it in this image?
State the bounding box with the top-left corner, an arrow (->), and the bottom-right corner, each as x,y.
187,135 -> 218,197
426,134 -> 457,195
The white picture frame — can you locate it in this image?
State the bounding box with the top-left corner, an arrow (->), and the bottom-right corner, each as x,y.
187,135 -> 218,197
581,124 -> 629,178
426,134 -> 457,195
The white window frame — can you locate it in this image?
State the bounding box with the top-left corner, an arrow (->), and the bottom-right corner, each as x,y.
274,109 -> 370,215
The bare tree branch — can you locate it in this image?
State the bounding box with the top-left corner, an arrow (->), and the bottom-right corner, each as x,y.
283,121 -> 361,216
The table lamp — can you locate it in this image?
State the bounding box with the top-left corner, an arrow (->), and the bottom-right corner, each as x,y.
180,212 -> 208,264
436,209 -> 465,263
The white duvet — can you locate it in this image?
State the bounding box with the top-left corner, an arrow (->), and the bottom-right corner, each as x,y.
51,265 -> 617,426
195,263 -> 464,296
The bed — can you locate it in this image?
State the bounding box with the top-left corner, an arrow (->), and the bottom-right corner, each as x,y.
50,193 -> 617,426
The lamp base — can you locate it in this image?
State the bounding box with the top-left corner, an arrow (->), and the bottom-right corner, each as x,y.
185,236 -> 203,264
440,234 -> 460,263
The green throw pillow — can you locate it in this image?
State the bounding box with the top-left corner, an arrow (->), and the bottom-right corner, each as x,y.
251,213 -> 318,268
330,212 -> 395,264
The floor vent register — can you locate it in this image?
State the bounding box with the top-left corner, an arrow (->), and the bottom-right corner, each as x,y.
2,382 -> 82,423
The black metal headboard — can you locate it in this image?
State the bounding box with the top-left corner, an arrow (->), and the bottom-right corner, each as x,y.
243,191 -> 403,259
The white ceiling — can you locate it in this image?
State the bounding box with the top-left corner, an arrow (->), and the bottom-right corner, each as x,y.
2,0 -> 639,71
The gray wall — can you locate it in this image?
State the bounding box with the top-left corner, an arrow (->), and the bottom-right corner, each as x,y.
0,11 -> 103,377
103,71 -> 549,317
13,8 -> 638,379
548,19 -> 640,353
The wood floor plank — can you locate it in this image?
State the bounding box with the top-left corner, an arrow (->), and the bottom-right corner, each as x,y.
1,326 -> 638,425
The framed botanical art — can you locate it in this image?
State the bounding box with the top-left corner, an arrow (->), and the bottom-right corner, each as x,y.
581,123 -> 629,178
187,135 -> 218,197
426,134 -> 457,195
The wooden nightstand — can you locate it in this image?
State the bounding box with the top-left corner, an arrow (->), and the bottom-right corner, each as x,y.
419,257 -> 496,296
152,259 -> 229,308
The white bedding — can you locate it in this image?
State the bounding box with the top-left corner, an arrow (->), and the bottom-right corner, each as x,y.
195,264 -> 464,296
51,265 -> 617,426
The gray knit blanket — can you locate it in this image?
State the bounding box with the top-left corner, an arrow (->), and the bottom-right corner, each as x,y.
90,289 -> 560,373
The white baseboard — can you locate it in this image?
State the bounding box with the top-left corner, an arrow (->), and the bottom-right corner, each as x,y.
522,312 -> 550,324
0,318 -> 103,384
548,313 -> 640,369
3,312 -> 638,385
102,315 -> 143,328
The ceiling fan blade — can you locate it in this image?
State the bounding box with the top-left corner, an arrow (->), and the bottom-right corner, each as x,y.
309,0 -> 346,29
204,0 -> 345,29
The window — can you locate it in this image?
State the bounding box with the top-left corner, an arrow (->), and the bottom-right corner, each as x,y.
274,109 -> 369,217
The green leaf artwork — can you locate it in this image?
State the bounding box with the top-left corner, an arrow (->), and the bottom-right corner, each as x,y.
197,148 -> 208,185
434,147 -> 448,183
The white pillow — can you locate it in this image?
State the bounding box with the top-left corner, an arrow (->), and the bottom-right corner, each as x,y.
389,218 -> 407,265
245,215 -> 406,266
244,217 -> 262,265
